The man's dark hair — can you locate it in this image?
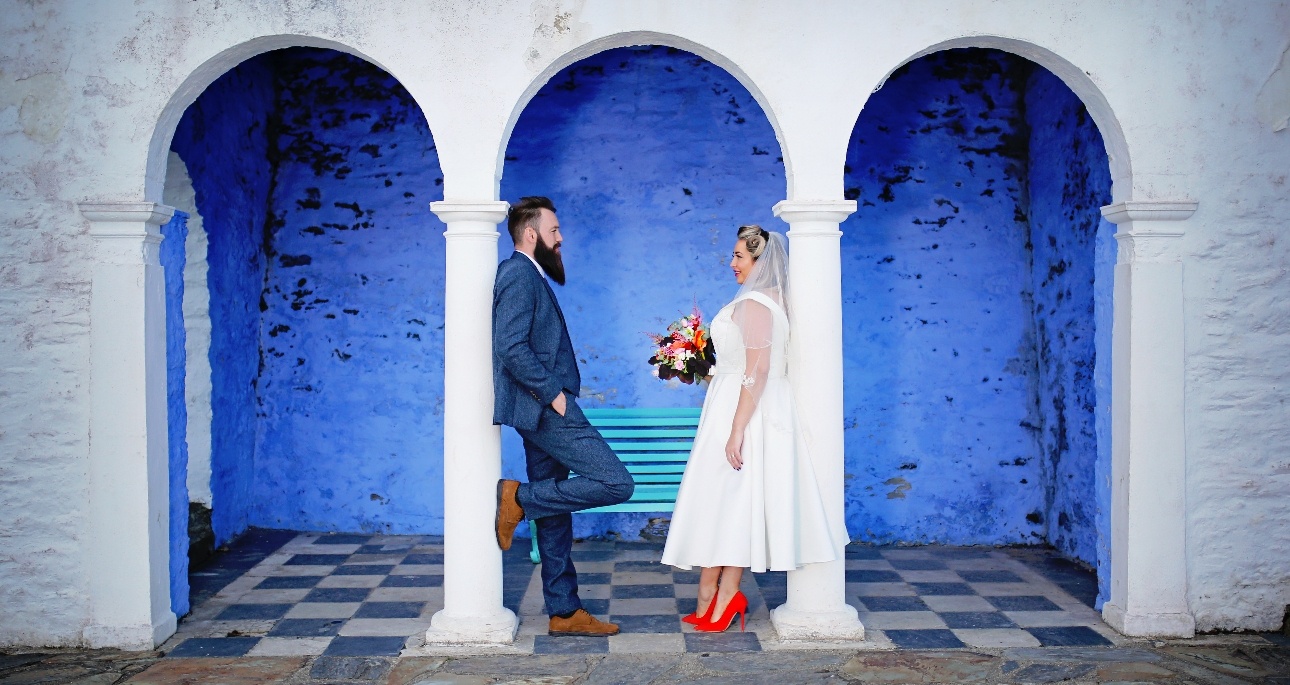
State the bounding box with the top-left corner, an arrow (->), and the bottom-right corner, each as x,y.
507,196 -> 556,244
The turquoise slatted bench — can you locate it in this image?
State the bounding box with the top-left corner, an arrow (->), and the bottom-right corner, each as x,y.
529,407 -> 701,563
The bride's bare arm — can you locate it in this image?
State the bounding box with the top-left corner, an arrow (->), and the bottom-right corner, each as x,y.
725,300 -> 773,470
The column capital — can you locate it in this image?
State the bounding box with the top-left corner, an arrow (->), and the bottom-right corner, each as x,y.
79,202 -> 175,241
1100,200 -> 1198,226
430,200 -> 509,226
773,199 -> 857,225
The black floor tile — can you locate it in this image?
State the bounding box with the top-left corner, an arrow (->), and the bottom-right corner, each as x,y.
939,611 -> 1018,629
672,571 -> 700,584
354,601 -> 426,619
859,596 -> 929,612
676,598 -> 698,615
1026,626 -> 1112,646
304,587 -> 372,603
166,637 -> 260,658
581,598 -> 610,615
579,573 -> 612,586
323,636 -> 407,656
844,546 -> 884,560
958,569 -> 1024,583
533,635 -> 609,654
986,595 -> 1062,612
911,582 -> 976,596
930,547 -> 994,559
256,575 -> 324,589
884,629 -> 967,649
267,618 -> 345,637
313,534 -> 371,545
614,561 -> 667,573
570,550 -> 616,562
846,569 -> 903,583
285,554 -> 350,566
187,528 -> 295,607
888,559 -> 948,571
611,614 -> 682,633
1006,548 -> 1099,608
683,632 -> 761,652
403,553 -> 444,565
333,564 -> 396,576
754,571 -> 787,587
215,603 -> 291,620
355,544 -> 412,555
379,574 -> 442,587
612,584 -> 674,599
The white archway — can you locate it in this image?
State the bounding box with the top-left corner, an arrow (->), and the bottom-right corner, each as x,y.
839,35 -> 1195,638
80,36 -> 442,648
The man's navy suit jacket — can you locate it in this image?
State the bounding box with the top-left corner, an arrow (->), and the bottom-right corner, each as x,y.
492,252 -> 580,431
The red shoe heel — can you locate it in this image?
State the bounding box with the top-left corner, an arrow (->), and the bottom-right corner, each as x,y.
696,591 -> 748,632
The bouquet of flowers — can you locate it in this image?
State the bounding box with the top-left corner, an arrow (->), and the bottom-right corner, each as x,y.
648,306 -> 716,384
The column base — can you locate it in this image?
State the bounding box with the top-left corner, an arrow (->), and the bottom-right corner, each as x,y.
425,608 -> 518,644
83,611 -> 177,650
770,603 -> 865,642
1102,602 -> 1195,638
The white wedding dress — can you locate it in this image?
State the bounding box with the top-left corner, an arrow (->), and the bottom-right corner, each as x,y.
660,290 -> 845,572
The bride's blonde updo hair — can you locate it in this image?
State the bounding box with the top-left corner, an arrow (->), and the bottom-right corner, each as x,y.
738,224 -> 771,259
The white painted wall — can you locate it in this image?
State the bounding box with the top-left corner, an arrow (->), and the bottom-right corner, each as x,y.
0,0 -> 1287,645
162,152 -> 212,506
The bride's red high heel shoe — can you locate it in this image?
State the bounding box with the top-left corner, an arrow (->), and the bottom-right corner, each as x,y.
682,596 -> 717,625
695,591 -> 748,632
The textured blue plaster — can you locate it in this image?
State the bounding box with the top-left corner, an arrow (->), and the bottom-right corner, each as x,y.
161,211 -> 190,616
171,55 -> 276,546
501,46 -> 784,540
842,51 -> 1046,545
250,50 -> 447,534
1025,68 -> 1113,579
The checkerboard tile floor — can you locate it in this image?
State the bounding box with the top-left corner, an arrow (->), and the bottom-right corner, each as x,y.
165,533 -> 1122,657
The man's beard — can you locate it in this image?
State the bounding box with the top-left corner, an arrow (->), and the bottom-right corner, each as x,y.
534,234 -> 566,285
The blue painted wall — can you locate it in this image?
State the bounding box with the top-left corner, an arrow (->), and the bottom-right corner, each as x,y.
500,46 -> 785,540
171,55 -> 275,546
250,50 -> 446,533
160,211 -> 190,616
842,51 -> 1046,545
840,50 -> 1110,564
1025,68 -> 1115,601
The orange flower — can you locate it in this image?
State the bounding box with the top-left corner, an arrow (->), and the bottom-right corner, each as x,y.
693,329 -> 706,352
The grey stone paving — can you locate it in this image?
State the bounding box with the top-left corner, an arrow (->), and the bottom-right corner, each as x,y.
3,636 -> 1290,683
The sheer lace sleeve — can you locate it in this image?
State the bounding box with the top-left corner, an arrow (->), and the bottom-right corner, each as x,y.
732,297 -> 774,408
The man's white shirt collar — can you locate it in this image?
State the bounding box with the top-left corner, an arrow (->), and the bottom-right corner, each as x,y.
517,250 -> 549,281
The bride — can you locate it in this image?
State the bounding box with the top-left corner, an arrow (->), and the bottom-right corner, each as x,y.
661,225 -> 846,632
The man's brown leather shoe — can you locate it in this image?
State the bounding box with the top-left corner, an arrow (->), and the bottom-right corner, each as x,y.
548,609 -> 620,636
495,479 -> 524,551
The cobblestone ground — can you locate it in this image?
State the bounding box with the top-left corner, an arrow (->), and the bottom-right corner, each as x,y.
2,637 -> 1289,684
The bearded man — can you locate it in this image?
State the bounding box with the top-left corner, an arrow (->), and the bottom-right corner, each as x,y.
490,196 -> 634,636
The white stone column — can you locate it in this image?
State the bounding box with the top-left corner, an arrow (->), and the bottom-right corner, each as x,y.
1100,200 -> 1197,638
424,200 -> 517,644
78,202 -> 178,650
770,200 -> 866,642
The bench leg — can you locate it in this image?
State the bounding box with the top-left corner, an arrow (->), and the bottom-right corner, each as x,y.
529,526 -> 541,564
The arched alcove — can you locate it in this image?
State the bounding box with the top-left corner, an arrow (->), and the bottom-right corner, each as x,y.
498,44 -> 785,542
841,47 -> 1115,607
158,45 -> 445,616
498,32 -> 793,199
